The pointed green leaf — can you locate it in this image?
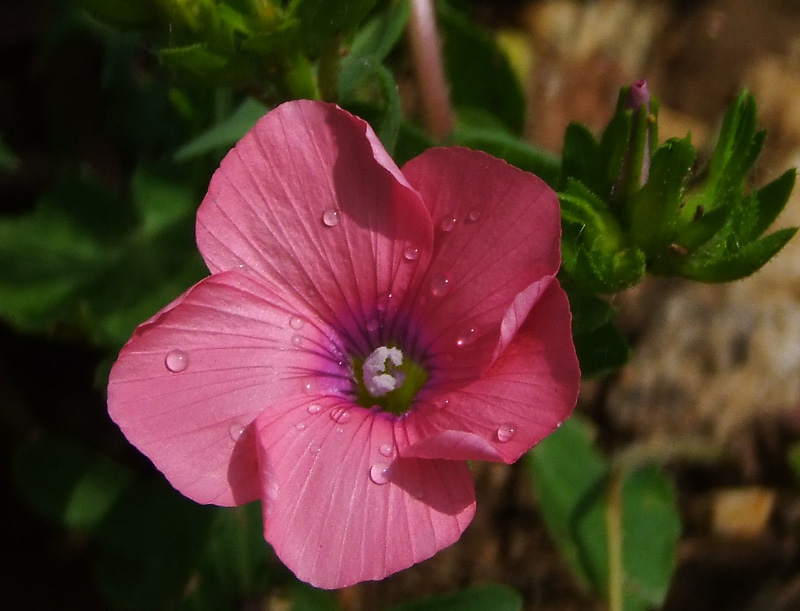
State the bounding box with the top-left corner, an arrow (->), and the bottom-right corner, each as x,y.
174,97 -> 269,161
573,320 -> 631,378
289,0 -> 378,52
748,168 -> 796,241
675,227 -> 797,282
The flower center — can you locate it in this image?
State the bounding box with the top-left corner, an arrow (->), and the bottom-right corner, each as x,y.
353,345 -> 427,415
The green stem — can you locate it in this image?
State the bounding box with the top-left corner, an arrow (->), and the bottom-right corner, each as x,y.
606,471 -> 624,611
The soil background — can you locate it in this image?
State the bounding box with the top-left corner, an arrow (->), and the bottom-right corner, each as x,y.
4,1 -> 800,610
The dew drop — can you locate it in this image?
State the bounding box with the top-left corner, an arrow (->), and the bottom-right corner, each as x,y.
322,208 -> 340,227
456,327 -> 478,347
296,422 -> 307,431
229,422 -> 245,442
165,349 -> 189,373
377,293 -> 392,312
303,382 -> 315,394
403,246 -> 420,261
431,274 -> 452,297
289,316 -> 305,330
439,215 -> 457,232
291,335 -> 303,347
467,209 -> 481,222
379,443 -> 394,457
307,403 -> 322,414
369,462 -> 392,485
496,423 -> 516,443
335,427 -> 344,434
330,407 -> 351,424
309,444 -> 321,455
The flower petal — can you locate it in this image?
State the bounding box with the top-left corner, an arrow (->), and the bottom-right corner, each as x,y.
256,397 -> 475,589
196,100 -> 434,355
107,271 -> 349,506
400,147 -> 560,368
401,282 -> 579,463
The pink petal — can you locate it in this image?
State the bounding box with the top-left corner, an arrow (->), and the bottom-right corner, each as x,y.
400,147 -> 561,370
256,396 -> 475,589
196,100 -> 434,355
107,271 -> 349,506
401,282 -> 579,464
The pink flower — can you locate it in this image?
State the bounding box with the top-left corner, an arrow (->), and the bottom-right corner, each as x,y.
107,100 -> 580,589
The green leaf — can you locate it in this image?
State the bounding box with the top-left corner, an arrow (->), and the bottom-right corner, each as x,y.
13,435 -> 134,532
387,583 -> 523,611
674,227 -> 797,282
528,418 -> 681,610
528,416 -> 610,591
347,0 -> 410,63
620,466 -> 681,607
438,0 -> 526,134
746,168 -> 796,242
174,97 -> 269,160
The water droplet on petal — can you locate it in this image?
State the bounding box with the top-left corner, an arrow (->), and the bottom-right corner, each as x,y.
229,422 -> 245,442
322,208 -> 340,227
379,443 -> 394,457
165,349 -> 189,373
330,407 -> 351,424
439,215 -> 457,232
468,209 -> 481,222
377,293 -> 392,312
309,444 -> 321,455
335,426 -> 344,434
369,462 -> 392,485
296,422 -> 307,431
307,403 -> 322,414
456,327 -> 478,347
431,274 -> 452,297
289,316 -> 304,330
303,382 -> 315,394
496,423 -> 516,443
291,335 -> 303,347
403,246 -> 420,261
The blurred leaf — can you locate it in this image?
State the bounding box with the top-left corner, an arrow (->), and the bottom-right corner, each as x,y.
388,583 -> 522,611
174,97 -> 269,160
13,434 -> 134,531
438,0 -> 526,134
290,0 -> 378,52
0,167 -> 206,348
0,133 -> 19,172
454,121 -> 560,188
565,288 -> 630,377
559,122 -> 602,194
289,581 -> 339,611
346,0 -> 409,64
81,0 -> 158,29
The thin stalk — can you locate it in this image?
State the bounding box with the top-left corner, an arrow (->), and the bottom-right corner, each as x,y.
407,0 -> 453,139
606,470 -> 624,611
